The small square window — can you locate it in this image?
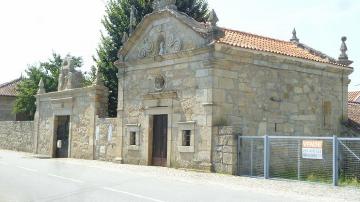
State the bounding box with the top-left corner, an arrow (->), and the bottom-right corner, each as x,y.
182,130 -> 191,146
130,131 -> 137,146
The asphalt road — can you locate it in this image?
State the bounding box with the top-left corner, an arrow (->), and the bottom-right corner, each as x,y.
0,150 -> 348,202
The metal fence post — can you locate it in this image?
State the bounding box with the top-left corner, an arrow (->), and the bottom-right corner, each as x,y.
250,138 -> 253,176
264,135 -> 270,179
333,135 -> 339,186
237,136 -> 240,176
297,139 -> 301,180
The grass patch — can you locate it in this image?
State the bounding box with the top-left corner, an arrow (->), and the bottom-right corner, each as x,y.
339,175 -> 360,187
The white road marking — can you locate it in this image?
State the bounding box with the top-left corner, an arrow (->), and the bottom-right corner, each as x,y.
0,161 -> 9,166
16,166 -> 37,172
103,187 -> 166,202
48,174 -> 84,183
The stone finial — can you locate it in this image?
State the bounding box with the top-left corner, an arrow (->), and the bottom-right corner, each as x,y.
37,78 -> 45,94
93,67 -> 104,86
129,5 -> 137,35
208,9 -> 219,26
338,36 -> 353,66
152,0 -> 177,11
339,36 -> 349,60
121,32 -> 129,44
290,28 -> 299,43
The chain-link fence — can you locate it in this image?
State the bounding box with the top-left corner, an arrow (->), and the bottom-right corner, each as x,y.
338,138 -> 360,186
237,136 -> 360,186
238,137 -> 264,177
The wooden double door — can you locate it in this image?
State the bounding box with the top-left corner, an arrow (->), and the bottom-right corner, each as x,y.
152,115 -> 168,167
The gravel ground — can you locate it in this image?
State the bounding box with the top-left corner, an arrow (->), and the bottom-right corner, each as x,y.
45,157 -> 360,202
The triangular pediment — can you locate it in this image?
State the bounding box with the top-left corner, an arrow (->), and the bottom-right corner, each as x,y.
118,9 -> 211,62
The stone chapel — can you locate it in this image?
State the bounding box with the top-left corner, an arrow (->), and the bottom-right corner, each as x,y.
33,0 -> 354,174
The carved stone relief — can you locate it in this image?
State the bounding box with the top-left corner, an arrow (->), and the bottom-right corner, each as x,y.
138,37 -> 154,58
154,74 -> 166,91
167,33 -> 182,53
136,24 -> 182,59
58,57 -> 84,91
181,98 -> 195,120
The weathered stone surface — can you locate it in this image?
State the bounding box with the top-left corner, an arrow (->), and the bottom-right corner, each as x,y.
95,118 -> 118,161
0,121 -> 34,152
34,85 -> 108,158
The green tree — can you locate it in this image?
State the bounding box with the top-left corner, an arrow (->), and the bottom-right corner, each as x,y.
14,53 -> 83,120
96,0 -> 209,117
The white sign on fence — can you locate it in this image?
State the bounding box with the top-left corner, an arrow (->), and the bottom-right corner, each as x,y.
302,140 -> 323,159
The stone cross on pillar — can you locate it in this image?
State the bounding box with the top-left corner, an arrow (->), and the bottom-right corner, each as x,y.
152,0 -> 177,11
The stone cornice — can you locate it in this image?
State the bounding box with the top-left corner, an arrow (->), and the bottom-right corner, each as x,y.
117,46 -> 213,70
36,85 -> 108,100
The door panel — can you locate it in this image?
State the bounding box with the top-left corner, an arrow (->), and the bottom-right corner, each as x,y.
152,115 -> 168,166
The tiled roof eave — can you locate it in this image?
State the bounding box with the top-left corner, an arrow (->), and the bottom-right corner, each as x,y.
215,41 -> 352,70
0,94 -> 17,97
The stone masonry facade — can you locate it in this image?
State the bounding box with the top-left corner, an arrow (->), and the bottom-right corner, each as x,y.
0,0 -> 355,175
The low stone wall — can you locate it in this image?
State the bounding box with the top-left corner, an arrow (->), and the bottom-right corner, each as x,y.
95,117 -> 119,161
0,121 -> 34,152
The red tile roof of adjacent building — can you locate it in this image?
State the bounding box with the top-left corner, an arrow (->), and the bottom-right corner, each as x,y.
348,91 -> 360,103
348,102 -> 360,126
217,28 -> 346,67
0,78 -> 22,97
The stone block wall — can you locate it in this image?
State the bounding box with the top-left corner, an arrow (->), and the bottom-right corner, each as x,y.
212,126 -> 238,174
95,117 -> 119,161
0,121 -> 34,152
213,46 -> 348,137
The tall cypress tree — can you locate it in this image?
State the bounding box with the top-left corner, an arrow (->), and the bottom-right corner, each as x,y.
95,0 -> 209,117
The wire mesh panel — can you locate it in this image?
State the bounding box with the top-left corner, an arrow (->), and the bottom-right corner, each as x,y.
338,139 -> 360,186
238,137 -> 264,177
237,135 -> 360,186
269,137 -> 333,183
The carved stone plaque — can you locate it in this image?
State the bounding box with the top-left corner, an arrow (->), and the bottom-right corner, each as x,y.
154,75 -> 165,91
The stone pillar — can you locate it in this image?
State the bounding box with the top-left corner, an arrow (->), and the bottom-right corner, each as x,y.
33,95 -> 40,154
115,61 -> 126,163
212,126 -> 239,174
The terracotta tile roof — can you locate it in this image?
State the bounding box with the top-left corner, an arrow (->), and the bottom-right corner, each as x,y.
348,91 -> 360,103
0,78 -> 22,97
348,102 -> 360,126
217,28 -> 345,67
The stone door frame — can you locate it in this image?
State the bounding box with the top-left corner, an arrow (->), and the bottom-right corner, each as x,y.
145,105 -> 173,167
52,114 -> 72,158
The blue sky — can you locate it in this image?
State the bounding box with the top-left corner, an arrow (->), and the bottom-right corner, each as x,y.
0,0 -> 359,90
